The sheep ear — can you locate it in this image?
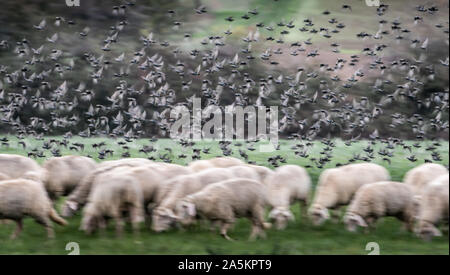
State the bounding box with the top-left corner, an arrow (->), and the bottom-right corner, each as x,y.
354,215 -> 368,227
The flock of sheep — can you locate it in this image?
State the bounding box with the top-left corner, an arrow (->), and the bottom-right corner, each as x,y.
0,153 -> 448,242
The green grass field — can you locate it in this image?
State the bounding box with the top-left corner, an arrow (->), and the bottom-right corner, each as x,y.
0,136 -> 448,255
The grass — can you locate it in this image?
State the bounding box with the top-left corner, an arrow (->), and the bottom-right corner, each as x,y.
0,135 -> 448,255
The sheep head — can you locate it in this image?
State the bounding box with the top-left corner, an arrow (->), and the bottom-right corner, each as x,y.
308,204 -> 330,226
343,213 -> 368,232
268,207 -> 294,230
151,207 -> 178,232
415,221 -> 442,242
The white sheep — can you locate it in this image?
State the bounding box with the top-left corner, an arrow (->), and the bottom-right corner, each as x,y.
117,163 -> 193,219
188,157 -> 244,172
0,179 -> 67,239
403,163 -> 448,196
265,165 -> 311,230
343,181 -> 415,233
151,167 -> 237,232
0,154 -> 43,181
176,178 -> 271,241
61,158 -> 153,217
415,174 -> 449,241
308,162 -> 390,226
80,171 -> 144,237
41,155 -> 97,200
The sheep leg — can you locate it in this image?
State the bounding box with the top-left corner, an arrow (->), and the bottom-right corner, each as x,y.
33,215 -> 55,238
249,224 -> 266,241
364,217 -> 377,234
41,218 -> 55,239
43,217 -> 55,239
144,213 -> 152,229
402,217 -> 415,232
249,224 -> 260,241
299,198 -> 309,218
220,223 -> 234,241
249,205 -> 267,241
129,206 -> 142,236
113,210 -> 124,237
402,222 -> 412,232
46,225 -> 55,239
114,218 -> 124,237
10,219 -> 23,240
98,217 -> 107,237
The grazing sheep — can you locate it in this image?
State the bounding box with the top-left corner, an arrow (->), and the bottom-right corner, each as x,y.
0,154 -> 43,181
176,178 -> 271,241
343,181 -> 415,233
152,167 -> 237,232
61,158 -> 153,217
308,163 -> 390,226
188,157 -> 244,172
81,171 -> 144,237
121,163 -> 193,209
403,163 -> 448,196
41,155 -> 97,200
0,179 -> 67,239
265,165 -> 311,230
415,174 -> 449,241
